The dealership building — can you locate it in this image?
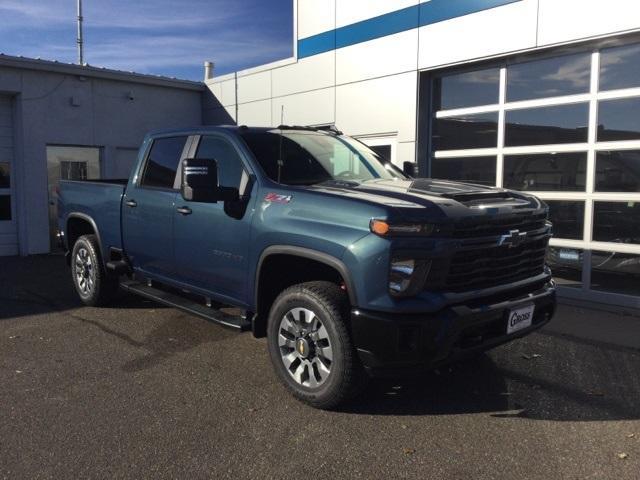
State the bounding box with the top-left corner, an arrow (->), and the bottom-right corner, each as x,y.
1,0 -> 639,310
205,0 -> 640,309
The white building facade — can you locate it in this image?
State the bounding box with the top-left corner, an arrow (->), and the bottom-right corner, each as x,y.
205,0 -> 640,309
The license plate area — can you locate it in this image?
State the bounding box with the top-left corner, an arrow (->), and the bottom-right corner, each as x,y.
506,304 -> 535,334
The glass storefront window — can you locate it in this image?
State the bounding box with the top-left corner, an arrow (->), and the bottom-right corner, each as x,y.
432,112 -> 498,150
507,52 -> 591,102
503,152 -> 586,191
431,156 -> 496,186
591,250 -> 640,296
593,201 -> 640,244
595,150 -> 640,192
505,103 -> 589,147
433,68 -> 500,110
546,246 -> 583,288
0,163 -> 9,188
545,200 -> 584,240
597,98 -> 640,142
599,43 -> 640,91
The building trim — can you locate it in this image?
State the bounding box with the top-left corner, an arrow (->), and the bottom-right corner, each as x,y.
0,54 -> 204,91
298,0 -> 522,59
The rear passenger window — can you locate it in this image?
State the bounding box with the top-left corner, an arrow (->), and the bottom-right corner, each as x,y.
140,136 -> 188,189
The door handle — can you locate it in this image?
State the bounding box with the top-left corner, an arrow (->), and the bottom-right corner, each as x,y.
124,199 -> 137,208
176,206 -> 192,215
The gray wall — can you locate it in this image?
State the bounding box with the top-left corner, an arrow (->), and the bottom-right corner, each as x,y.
0,64 -> 204,255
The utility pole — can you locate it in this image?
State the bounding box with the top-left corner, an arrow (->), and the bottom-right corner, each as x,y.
77,0 -> 84,65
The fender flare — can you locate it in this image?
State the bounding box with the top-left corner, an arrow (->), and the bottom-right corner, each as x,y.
65,212 -> 106,266
255,245 -> 358,307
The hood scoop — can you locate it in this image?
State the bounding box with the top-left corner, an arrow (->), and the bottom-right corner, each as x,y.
408,179 -> 531,208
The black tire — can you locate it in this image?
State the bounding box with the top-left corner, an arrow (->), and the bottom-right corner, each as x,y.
70,234 -> 118,306
267,281 -> 366,409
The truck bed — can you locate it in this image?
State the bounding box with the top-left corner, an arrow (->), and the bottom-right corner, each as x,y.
58,179 -> 127,252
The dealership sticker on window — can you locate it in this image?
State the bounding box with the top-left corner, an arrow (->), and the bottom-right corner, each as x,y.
264,192 -> 292,204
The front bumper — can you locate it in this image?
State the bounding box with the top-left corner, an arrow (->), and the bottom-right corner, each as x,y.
351,281 -> 556,377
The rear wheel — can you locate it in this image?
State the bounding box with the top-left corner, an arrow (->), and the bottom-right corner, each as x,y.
267,281 -> 366,409
71,234 -> 118,306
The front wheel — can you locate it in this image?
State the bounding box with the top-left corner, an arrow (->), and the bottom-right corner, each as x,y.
267,281 -> 366,409
71,234 -> 118,306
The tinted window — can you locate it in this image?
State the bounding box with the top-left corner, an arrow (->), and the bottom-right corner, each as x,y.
433,112 -> 498,150
431,156 -> 496,186
597,98 -> 640,142
593,201 -> 640,244
196,136 -> 245,188
546,246 -> 583,288
546,200 -> 584,240
434,68 -> 500,110
369,145 -> 391,162
503,152 -> 586,191
0,163 -> 9,188
507,53 -> 591,102
591,251 -> 640,296
599,43 -> 640,91
595,150 -> 640,192
140,136 -> 188,189
241,131 -> 399,185
505,103 -> 589,147
0,195 -> 10,220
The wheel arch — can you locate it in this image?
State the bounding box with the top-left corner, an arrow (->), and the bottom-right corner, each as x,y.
253,246 -> 357,337
66,213 -> 104,265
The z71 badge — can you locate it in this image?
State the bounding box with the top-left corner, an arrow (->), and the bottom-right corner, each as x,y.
264,193 -> 292,204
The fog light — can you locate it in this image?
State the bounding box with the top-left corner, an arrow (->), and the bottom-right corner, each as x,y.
389,258 -> 431,297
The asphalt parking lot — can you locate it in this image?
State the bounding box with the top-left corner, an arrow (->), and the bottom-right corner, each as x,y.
1,255 -> 639,479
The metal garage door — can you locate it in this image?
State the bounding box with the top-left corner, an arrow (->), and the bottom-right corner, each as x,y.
0,95 -> 17,256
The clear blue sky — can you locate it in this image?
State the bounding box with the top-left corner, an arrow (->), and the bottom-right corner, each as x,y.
0,0 -> 293,81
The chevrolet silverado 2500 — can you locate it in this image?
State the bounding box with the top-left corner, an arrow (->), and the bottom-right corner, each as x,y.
58,125 -> 556,409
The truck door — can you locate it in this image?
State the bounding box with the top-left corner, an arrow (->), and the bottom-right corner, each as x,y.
122,135 -> 190,278
172,134 -> 253,303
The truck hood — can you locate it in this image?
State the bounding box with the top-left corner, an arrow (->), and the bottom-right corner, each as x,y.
305,178 -> 544,222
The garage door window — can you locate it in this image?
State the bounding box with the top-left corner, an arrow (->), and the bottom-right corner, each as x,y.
427,40 -> 640,301
506,52 -> 591,102
0,163 -> 9,189
503,152 -> 586,191
0,195 -> 10,220
599,43 -> 640,91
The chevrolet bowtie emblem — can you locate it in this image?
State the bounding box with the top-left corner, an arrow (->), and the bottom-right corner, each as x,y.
499,229 -> 527,248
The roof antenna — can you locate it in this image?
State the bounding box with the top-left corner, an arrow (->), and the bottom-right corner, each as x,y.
277,105 -> 284,183
77,0 -> 84,65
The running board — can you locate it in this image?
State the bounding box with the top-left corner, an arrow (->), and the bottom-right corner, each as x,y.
119,280 -> 251,331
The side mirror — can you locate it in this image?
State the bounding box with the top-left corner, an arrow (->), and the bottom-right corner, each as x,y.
403,161 -> 418,178
181,158 -> 239,203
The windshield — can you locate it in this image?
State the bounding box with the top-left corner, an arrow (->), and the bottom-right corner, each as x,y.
240,130 -> 405,185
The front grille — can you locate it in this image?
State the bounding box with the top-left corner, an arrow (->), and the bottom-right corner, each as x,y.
453,212 -> 547,239
444,237 -> 549,292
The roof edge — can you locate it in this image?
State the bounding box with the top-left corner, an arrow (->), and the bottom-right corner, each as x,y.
0,53 -> 205,91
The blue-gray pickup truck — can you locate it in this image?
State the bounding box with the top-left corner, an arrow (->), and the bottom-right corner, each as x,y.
58,125 -> 556,409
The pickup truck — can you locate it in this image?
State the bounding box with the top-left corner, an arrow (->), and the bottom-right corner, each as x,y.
58,125 -> 556,409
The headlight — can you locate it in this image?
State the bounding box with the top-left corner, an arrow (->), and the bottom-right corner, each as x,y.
370,219 -> 437,236
389,257 -> 431,297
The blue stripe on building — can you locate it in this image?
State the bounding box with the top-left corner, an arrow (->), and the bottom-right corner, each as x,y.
298,0 -> 522,59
